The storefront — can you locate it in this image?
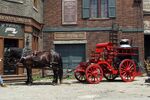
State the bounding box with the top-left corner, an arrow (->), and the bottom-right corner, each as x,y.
0,23 -> 24,75
0,14 -> 43,75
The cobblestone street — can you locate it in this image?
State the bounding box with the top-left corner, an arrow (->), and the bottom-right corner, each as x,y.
0,76 -> 150,100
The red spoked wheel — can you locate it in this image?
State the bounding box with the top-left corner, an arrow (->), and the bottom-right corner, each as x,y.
74,71 -> 86,83
74,66 -> 86,83
119,59 -> 136,82
86,64 -> 103,84
99,63 -> 118,81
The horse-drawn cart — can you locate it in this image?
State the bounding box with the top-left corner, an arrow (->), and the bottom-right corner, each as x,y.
74,41 -> 140,84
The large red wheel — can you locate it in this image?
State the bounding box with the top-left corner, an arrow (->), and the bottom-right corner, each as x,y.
99,63 -> 118,81
86,64 -> 103,84
74,65 -> 86,82
119,59 -> 136,82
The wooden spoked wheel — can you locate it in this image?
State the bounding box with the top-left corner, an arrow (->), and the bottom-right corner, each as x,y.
86,64 -> 103,84
100,63 -> 118,81
74,65 -> 86,82
119,59 -> 136,82
74,71 -> 86,83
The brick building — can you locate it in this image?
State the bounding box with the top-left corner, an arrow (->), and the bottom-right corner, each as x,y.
43,0 -> 144,69
0,0 -> 43,75
143,0 -> 150,59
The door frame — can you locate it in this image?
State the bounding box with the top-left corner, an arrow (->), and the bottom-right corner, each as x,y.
3,38 -> 24,75
0,37 -> 4,74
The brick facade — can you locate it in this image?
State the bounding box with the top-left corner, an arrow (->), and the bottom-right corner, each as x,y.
0,0 -> 43,74
43,0 -> 144,66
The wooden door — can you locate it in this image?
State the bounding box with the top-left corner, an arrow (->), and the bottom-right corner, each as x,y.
55,44 -> 86,69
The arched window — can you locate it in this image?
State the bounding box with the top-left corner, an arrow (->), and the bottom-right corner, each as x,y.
33,0 -> 38,9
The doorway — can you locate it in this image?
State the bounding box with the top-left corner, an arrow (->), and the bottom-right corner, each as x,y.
144,35 -> 150,59
55,44 -> 86,69
4,38 -> 19,75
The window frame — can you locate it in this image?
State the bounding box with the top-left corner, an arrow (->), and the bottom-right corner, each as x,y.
33,0 -> 38,11
90,0 -> 109,19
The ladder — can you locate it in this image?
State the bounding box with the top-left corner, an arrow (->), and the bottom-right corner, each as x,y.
109,31 -> 118,46
109,23 -> 119,46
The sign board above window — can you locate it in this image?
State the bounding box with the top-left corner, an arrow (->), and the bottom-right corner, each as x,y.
54,32 -> 86,40
0,23 -> 24,38
62,0 -> 77,25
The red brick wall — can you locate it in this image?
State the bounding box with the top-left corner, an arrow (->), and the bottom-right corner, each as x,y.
44,0 -> 62,27
86,32 -> 109,59
44,0 -> 143,28
43,0 -> 144,63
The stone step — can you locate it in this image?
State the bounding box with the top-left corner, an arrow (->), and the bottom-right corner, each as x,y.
2,74 -> 27,83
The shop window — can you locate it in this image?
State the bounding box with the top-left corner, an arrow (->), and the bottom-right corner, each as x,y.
32,36 -> 38,51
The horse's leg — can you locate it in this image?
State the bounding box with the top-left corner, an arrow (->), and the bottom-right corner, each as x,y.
58,57 -> 63,84
52,69 -> 57,85
52,67 -> 58,85
59,68 -> 63,84
28,67 -> 33,85
26,66 -> 32,85
26,67 -> 29,84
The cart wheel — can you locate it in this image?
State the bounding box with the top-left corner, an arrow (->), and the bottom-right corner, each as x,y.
74,71 -> 86,82
74,65 -> 86,82
86,64 -> 103,84
99,63 -> 118,81
104,74 -> 118,81
119,59 -> 136,82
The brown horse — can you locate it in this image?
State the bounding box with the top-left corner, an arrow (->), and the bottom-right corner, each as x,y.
6,48 -> 63,85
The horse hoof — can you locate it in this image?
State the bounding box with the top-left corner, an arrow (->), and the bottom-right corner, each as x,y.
27,83 -> 32,86
52,82 -> 58,86
60,81 -> 63,84
52,83 -> 56,86
26,82 -> 32,86
25,81 -> 29,84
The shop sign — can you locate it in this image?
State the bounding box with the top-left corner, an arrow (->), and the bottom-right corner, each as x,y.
0,23 -> 23,37
54,32 -> 86,40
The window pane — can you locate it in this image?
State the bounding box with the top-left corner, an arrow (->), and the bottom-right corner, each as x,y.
90,0 -> 109,18
101,0 -> 108,18
91,0 -> 98,18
